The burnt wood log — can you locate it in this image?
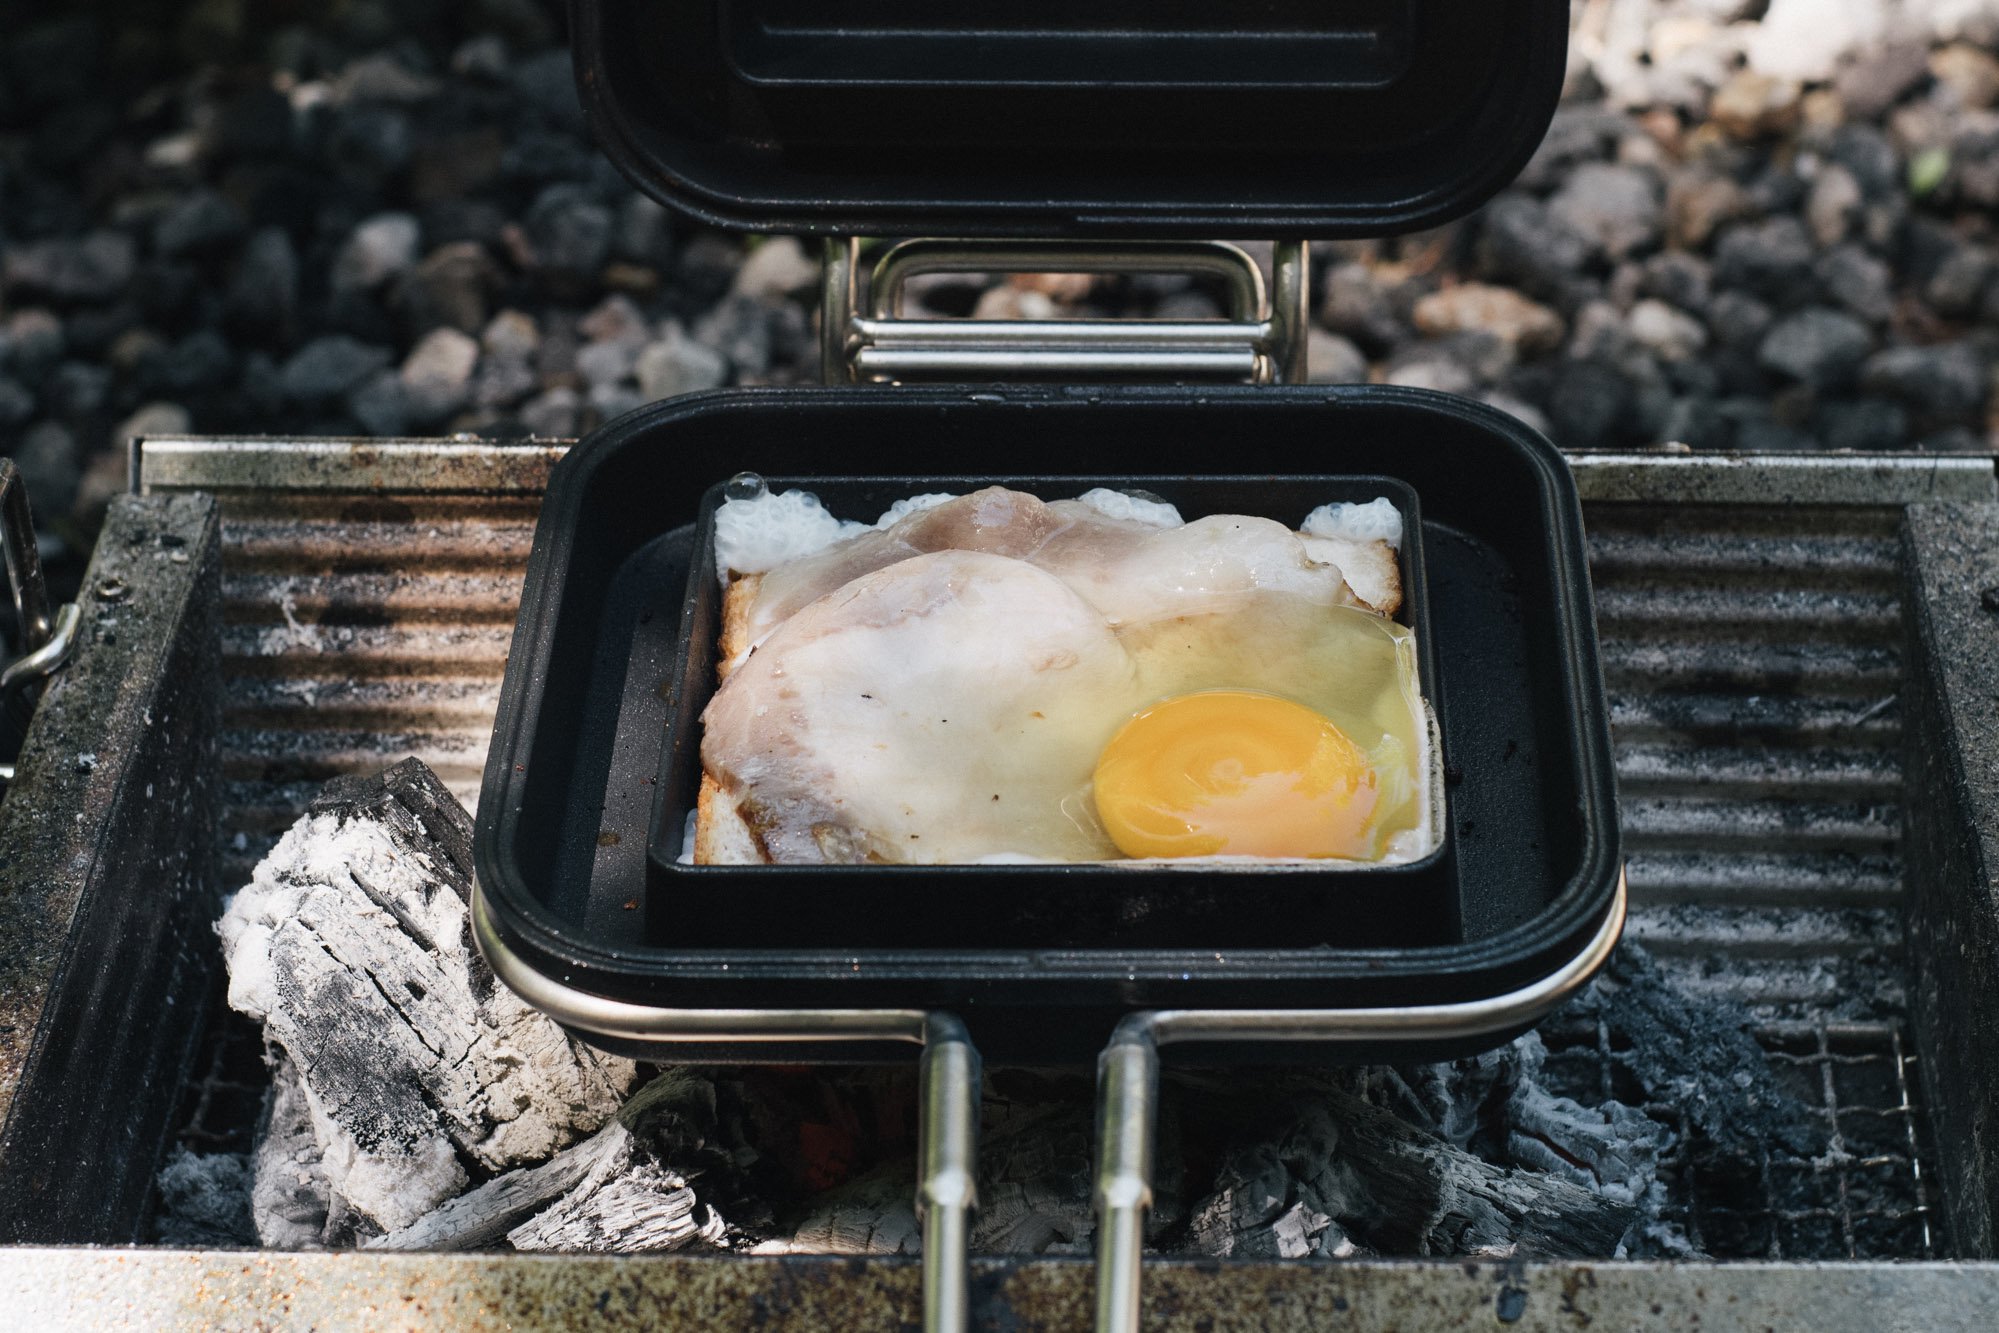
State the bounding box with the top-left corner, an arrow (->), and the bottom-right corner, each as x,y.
219,759 -> 636,1235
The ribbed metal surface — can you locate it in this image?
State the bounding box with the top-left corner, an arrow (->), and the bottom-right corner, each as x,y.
178,482 -> 541,883
1590,502 -> 1910,1021
135,440 -> 1974,981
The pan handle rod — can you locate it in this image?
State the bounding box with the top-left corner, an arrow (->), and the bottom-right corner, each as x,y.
1090,871 -> 1628,1333
918,1013 -> 981,1333
471,892 -> 980,1333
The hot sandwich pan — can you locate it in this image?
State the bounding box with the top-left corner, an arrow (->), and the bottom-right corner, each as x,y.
472,383 -> 1622,1067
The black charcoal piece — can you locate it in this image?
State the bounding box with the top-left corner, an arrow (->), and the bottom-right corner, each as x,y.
1575,945 -> 1818,1160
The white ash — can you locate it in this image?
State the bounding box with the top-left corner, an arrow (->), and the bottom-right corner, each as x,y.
367,1120 -> 630,1253
250,1054 -> 353,1248
217,760 -> 637,1238
154,1149 -> 256,1247
507,1124 -> 725,1254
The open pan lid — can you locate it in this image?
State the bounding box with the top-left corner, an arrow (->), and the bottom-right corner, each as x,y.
572,0 -> 1570,239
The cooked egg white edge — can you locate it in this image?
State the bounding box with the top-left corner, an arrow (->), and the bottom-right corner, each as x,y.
1302,497 -> 1403,547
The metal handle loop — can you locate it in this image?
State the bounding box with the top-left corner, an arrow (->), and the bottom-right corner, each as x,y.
1089,872 -> 1629,1333
823,237 -> 1309,385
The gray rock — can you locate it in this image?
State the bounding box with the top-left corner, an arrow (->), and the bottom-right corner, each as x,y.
329,104 -> 413,182
112,401 -> 192,444
634,328 -> 729,401
393,242 -> 495,336
574,338 -> 639,390
450,33 -> 511,81
46,360 -> 111,416
1666,171 -> 1756,250
154,330 -> 236,394
1861,343 -> 1991,421
577,294 -> 649,349
1475,194 -> 1595,304
1626,300 -> 1708,362
400,327 -> 480,425
224,227 -> 300,337
1639,252 -> 1712,313
1713,216 -> 1818,308
336,52 -> 442,104
153,190 -> 246,259
0,378 -> 34,427
12,421 -> 80,515
1817,398 -> 1909,452
519,386 -> 583,438
613,195 -> 674,269
1804,165 -> 1862,248
1758,307 -> 1874,388
1154,290 -> 1223,321
2,230 -> 136,303
1828,124 -> 1901,199
1,310 -> 65,381
1515,104 -> 1630,193
511,48 -> 589,136
1914,426 -> 1986,452
524,184 -> 612,282
1318,263 -> 1404,354
1926,246 -> 1995,318
1834,42 -> 1931,121
348,370 -> 411,436
1548,163 -> 1662,261
481,310 -> 541,364
693,295 -> 774,377
1705,290 -> 1775,357
281,335 -> 394,407
586,381 -> 648,423
1478,390 -> 1550,438
733,236 -> 819,303
471,354 -> 538,410
1382,352 -> 1475,397
332,212 -> 423,294
1547,361 -> 1631,449
1305,329 -> 1369,385
1815,245 -> 1895,324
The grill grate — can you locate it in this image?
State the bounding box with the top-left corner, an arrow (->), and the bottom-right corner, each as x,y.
1539,1016 -> 1940,1260
165,985 -> 268,1160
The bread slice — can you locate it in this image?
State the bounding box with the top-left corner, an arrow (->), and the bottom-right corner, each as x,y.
1300,536 -> 1402,617
697,571 -> 774,864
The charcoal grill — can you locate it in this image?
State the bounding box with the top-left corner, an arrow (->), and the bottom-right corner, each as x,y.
0,442 -> 1994,1327
1,0 -> 1997,1323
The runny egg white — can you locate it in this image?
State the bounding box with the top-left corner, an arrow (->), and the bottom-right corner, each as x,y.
698,484 -> 1435,867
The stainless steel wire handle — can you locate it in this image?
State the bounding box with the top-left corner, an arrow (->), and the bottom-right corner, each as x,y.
1089,871 -> 1629,1333
821,237 -> 1309,385
470,892 -> 982,1333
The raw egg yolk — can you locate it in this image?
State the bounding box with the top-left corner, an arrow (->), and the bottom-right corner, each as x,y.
1092,689 -> 1380,859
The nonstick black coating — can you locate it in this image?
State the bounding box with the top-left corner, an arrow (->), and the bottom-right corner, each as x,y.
571,0 -> 1569,238
473,385 -> 1620,1063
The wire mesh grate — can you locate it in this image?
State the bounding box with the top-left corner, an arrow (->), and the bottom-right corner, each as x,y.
165,984 -> 268,1159
1538,1017 -> 1941,1260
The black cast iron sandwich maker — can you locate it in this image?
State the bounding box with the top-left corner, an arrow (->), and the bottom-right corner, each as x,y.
472,3 -> 1621,1328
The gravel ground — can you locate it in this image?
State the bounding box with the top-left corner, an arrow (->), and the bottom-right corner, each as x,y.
2,0 -> 1998,581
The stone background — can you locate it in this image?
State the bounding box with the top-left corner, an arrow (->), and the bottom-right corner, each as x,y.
1,0 -> 1997,580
